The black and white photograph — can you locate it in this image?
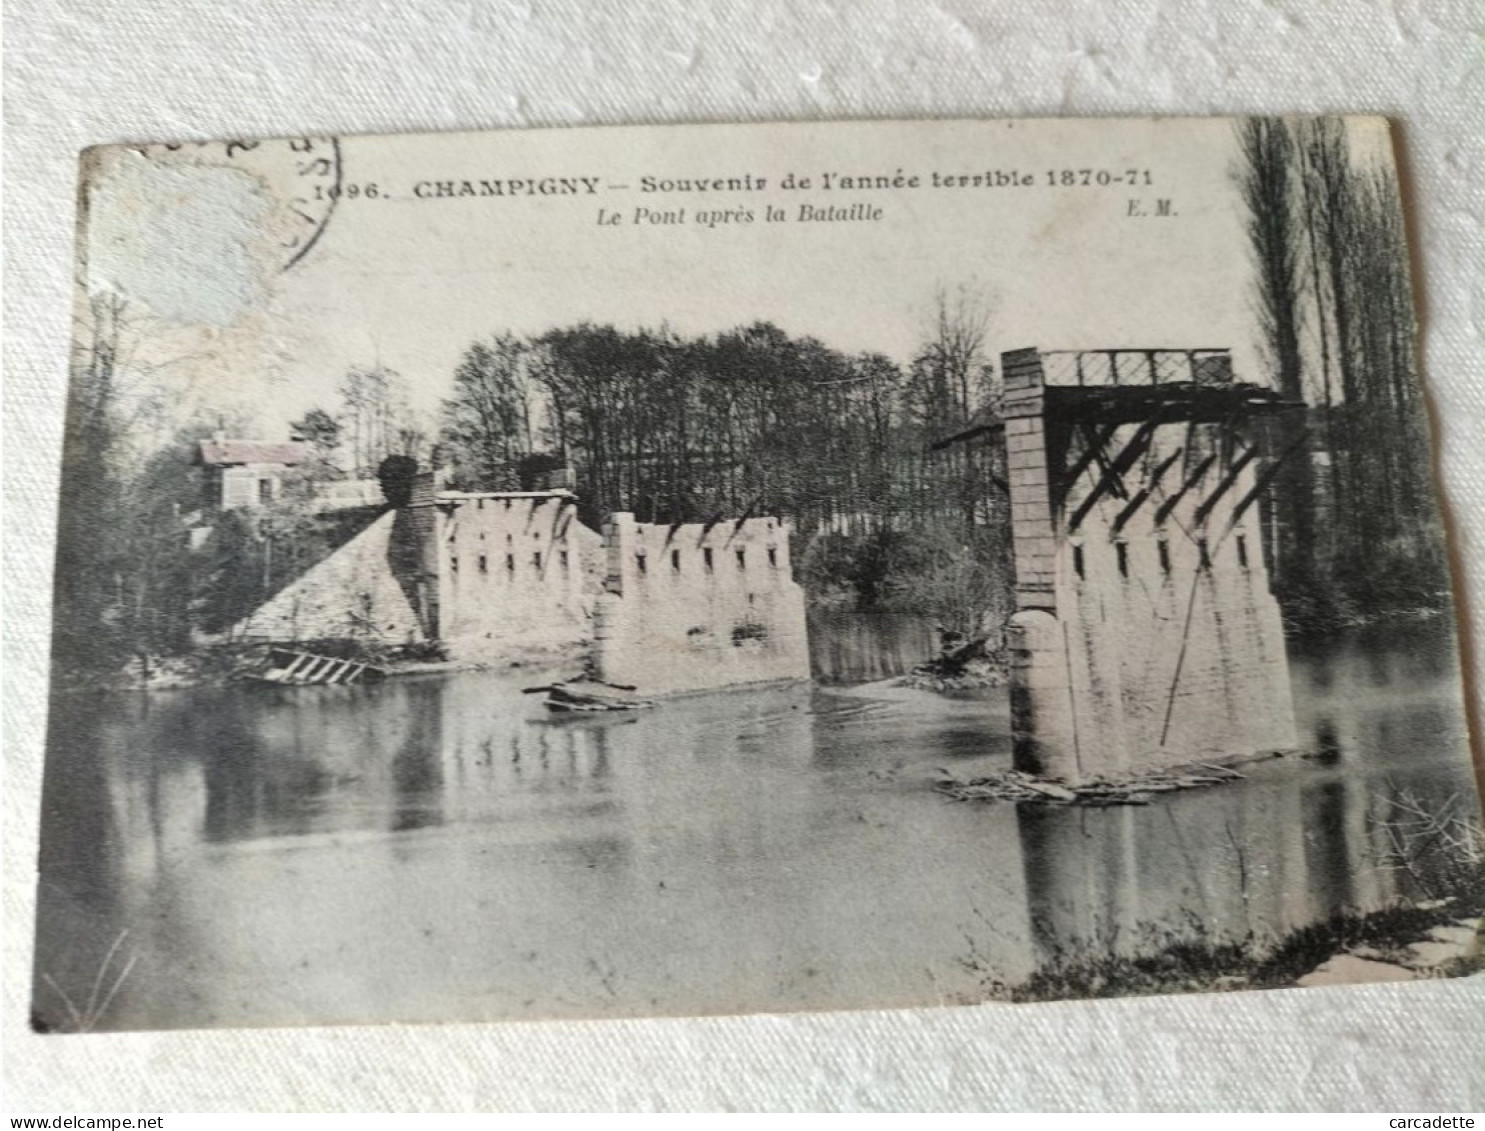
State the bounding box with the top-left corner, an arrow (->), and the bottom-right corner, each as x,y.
32,115 -> 1483,1033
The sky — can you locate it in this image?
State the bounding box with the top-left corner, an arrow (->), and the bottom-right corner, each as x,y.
79,115 -> 1394,443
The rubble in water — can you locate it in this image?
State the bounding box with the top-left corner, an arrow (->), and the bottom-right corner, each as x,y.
934,764 -> 1248,807
897,632 -> 1008,692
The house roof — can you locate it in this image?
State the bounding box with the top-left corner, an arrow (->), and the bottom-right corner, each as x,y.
196,439 -> 311,466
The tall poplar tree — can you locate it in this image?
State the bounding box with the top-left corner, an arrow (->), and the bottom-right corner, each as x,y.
1236,117 -> 1321,614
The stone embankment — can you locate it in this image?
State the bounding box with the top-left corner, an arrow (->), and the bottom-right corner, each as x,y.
1296,912 -> 1484,986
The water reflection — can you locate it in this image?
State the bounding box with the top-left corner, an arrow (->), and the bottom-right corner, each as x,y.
808,610 -> 938,683
1312,719 -> 1343,765
1014,761 -> 1423,965
31,619 -> 1477,1031
391,684 -> 444,833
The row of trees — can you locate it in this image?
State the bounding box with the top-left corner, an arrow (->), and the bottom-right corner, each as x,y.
1237,117 -> 1447,627
439,312 -> 1005,532
436,297 -> 1014,635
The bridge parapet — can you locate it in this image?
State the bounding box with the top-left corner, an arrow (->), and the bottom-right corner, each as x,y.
1036,347 -> 1235,388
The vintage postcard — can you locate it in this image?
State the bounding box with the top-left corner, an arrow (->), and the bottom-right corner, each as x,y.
34,116 -> 1483,1032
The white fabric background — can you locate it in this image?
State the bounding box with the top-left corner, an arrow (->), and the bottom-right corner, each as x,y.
4,0 -> 1483,1112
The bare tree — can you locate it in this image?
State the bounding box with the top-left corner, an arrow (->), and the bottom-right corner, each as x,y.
338,365 -> 420,476
440,334 -> 537,489
906,285 -> 999,534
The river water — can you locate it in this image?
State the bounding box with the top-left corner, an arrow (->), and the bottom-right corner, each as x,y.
32,616 -> 1479,1031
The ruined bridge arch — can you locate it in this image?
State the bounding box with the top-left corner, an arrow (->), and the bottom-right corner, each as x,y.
996,346 -> 1300,780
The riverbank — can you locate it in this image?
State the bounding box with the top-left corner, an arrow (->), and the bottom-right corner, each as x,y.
974,894 -> 1484,1003
56,638 -> 591,693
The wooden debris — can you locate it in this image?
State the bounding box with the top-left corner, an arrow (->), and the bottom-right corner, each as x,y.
1194,761 -> 1247,780
523,677 -> 639,694
1011,774 -> 1078,803
252,648 -> 386,686
934,765 -> 1244,807
540,680 -> 656,714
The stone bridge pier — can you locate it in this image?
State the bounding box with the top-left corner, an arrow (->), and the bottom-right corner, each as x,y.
997,346 -> 1300,780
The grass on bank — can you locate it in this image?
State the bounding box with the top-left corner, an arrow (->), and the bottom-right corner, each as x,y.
975,900 -> 1482,1004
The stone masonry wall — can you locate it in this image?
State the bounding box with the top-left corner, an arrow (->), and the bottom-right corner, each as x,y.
594,513 -> 811,694
1003,348 -> 1297,779
232,511 -> 425,645
434,491 -> 599,661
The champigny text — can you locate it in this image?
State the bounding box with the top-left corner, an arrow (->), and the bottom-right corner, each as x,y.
413,177 -> 602,198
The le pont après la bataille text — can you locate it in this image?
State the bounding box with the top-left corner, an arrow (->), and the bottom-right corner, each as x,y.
311,167 -> 1174,225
